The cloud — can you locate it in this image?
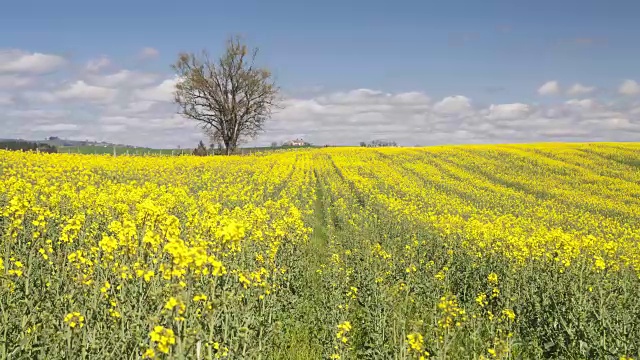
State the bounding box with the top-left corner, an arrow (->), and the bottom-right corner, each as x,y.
5,81 -> 640,147
138,47 -> 159,59
538,81 -> 560,95
100,114 -> 192,130
567,83 -> 595,96
433,96 -> 471,114
85,56 -> 111,72
27,81 -> 118,103
0,93 -> 14,105
85,70 -> 159,88
0,75 -> 33,88
103,100 -> 158,116
32,123 -> 79,132
486,103 -> 532,120
0,49 -> 67,74
619,79 -> 640,95
540,128 -> 590,138
101,124 -> 127,133
2,48 -> 640,148
565,98 -> 597,110
263,89 -> 640,146
392,92 -> 431,105
133,77 -> 179,102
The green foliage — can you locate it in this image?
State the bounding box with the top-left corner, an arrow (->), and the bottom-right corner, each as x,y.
0,140 -> 57,153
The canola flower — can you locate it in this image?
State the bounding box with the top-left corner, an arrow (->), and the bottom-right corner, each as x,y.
1,143 -> 640,359
63,312 -> 85,329
149,326 -> 176,354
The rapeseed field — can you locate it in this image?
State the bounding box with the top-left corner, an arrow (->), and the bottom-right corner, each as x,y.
1,143 -> 639,359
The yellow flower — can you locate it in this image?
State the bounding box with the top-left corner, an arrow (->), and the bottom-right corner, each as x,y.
407,332 -> 424,352
142,348 -> 156,359
193,294 -> 208,302
475,292 -> 488,307
594,256 -> 606,271
502,308 -> 516,321
63,312 -> 85,329
487,272 -> 499,285
336,321 -> 352,344
164,297 -> 178,310
149,326 -> 176,354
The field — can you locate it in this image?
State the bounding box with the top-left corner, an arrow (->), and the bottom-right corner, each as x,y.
1,143 -> 639,359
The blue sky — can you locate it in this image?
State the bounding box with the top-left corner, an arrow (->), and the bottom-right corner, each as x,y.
1,0 -> 640,147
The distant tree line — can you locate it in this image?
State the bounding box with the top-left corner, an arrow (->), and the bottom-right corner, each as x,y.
0,140 -> 58,153
360,140 -> 398,147
191,140 -> 227,156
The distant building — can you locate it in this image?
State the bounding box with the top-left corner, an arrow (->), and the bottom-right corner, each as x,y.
283,138 -> 308,147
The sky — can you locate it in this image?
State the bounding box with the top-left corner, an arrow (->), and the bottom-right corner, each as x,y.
1,0 -> 640,148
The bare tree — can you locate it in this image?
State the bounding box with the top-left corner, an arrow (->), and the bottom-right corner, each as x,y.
173,35 -> 280,155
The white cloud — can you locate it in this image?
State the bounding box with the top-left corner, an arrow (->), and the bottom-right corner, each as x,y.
32,123 -> 79,132
6,109 -> 70,119
264,90 -> 640,146
433,96 -> 472,114
0,49 -> 67,74
85,56 -> 111,72
53,80 -> 117,103
565,98 -> 597,110
139,47 -> 159,59
619,79 -> 640,95
317,89 -> 389,105
538,81 -> 560,95
3,50 -> 640,148
101,124 -> 127,133
104,100 -> 158,116
6,82 -> 640,147
391,92 -> 431,105
134,77 -> 179,102
486,103 -> 532,120
540,128 -> 590,137
0,93 -> 14,105
0,75 -> 33,88
86,70 -> 158,88
567,83 -> 595,96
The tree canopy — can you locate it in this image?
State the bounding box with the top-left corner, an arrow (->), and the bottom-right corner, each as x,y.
173,35 -> 279,155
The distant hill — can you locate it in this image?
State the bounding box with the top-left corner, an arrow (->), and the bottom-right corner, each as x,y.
1,137 -> 173,150
2,137 -> 125,148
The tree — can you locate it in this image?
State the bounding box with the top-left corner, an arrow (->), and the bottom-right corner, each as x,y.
192,140 -> 208,156
173,35 -> 280,155
359,141 -> 367,147
271,141 -> 278,148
